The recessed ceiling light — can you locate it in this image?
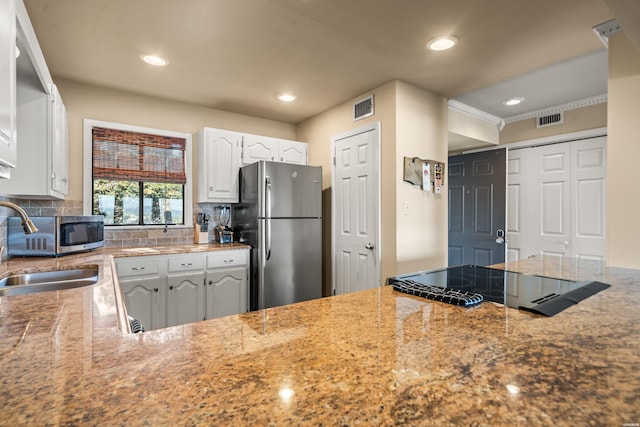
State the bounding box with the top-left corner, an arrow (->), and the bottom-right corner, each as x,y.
502,97 -> 525,106
278,94 -> 296,102
426,36 -> 458,51
140,54 -> 168,66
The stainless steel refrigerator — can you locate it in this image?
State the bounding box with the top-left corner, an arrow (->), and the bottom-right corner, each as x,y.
233,161 -> 322,310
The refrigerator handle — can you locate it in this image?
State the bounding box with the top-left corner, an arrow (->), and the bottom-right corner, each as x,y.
265,176 -> 272,261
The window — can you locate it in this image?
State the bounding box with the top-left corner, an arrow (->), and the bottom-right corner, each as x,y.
83,120 -> 193,227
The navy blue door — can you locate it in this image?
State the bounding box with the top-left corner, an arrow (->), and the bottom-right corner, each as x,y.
448,149 -> 506,266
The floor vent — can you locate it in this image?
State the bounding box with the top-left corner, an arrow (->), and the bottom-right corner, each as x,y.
537,112 -> 563,128
353,95 -> 374,121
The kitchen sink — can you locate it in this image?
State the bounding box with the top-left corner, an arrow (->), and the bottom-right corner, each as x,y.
0,267 -> 99,297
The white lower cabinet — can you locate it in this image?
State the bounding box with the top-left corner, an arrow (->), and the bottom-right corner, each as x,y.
167,271 -> 206,327
206,269 -> 247,318
114,249 -> 249,331
116,257 -> 165,330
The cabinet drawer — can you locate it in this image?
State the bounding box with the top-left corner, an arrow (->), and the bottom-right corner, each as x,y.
116,258 -> 159,277
207,251 -> 248,269
168,255 -> 205,272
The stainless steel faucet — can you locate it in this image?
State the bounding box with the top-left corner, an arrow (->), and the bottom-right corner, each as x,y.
0,201 -> 38,234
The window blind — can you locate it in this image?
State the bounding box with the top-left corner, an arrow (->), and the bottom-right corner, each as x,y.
92,127 -> 186,184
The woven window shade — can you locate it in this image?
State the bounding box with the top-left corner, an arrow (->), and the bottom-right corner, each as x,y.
92,127 -> 186,184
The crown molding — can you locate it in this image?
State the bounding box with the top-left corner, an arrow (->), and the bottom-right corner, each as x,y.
503,94 -> 608,124
593,19 -> 622,48
447,99 -> 503,127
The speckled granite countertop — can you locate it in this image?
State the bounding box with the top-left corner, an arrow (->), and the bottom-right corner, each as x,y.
0,253 -> 638,426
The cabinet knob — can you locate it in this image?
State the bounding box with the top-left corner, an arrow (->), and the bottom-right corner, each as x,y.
154,287 -> 159,292
169,285 -> 174,290
208,280 -> 212,286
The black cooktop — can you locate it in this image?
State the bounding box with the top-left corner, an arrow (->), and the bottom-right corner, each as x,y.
388,265 -> 610,316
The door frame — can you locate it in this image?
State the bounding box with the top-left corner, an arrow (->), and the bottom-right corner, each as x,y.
331,121 -> 381,295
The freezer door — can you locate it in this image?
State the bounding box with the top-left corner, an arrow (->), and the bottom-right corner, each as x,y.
262,162 -> 322,218
258,218 -> 322,309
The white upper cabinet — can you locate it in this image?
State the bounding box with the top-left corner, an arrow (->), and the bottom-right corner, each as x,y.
0,0 -> 17,178
50,85 -> 69,195
0,0 -> 68,197
197,127 -> 308,203
197,127 -> 242,203
278,138 -> 308,165
242,134 -> 278,164
242,133 -> 307,165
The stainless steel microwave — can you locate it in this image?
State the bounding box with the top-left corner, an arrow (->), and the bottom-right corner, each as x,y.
8,215 -> 105,256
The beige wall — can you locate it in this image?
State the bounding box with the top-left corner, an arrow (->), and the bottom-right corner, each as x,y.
448,107 -> 499,146
499,102 -> 607,144
297,80 -> 448,293
395,81 -> 448,274
607,33 -> 640,269
56,78 -> 297,201
296,81 -> 397,295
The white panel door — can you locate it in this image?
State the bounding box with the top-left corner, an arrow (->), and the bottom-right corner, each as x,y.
332,123 -> 380,295
506,148 -> 530,262
530,143 -> 571,258
571,137 -> 606,261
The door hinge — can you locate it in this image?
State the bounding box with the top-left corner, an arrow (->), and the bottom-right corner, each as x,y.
333,156 -> 336,166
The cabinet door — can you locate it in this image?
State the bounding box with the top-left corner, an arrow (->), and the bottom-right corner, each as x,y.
198,128 -> 240,202
278,139 -> 307,165
167,271 -> 206,327
0,0 -> 17,174
119,276 -> 165,331
50,85 -> 68,195
242,134 -> 278,165
205,268 -> 248,319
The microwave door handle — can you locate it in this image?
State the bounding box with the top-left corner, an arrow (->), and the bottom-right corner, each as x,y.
265,176 -> 272,261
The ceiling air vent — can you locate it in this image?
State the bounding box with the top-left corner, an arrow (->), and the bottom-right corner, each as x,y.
536,111 -> 564,128
353,95 -> 374,121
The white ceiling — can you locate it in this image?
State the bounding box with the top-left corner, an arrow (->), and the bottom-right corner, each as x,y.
453,50 -> 609,119
21,0 -> 636,125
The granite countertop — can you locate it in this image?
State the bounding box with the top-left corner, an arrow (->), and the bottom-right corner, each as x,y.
1,253 -> 639,425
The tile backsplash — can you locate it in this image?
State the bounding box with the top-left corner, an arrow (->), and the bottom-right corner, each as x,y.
0,198 -> 230,258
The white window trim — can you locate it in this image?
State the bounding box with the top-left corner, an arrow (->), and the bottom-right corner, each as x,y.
83,119 -> 193,228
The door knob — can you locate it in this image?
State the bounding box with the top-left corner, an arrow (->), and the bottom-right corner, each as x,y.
495,229 -> 505,245
365,242 -> 374,250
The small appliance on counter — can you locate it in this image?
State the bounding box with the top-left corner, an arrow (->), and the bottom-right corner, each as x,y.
213,205 -> 233,243
8,215 -> 105,256
388,265 -> 610,317
215,227 -> 234,243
